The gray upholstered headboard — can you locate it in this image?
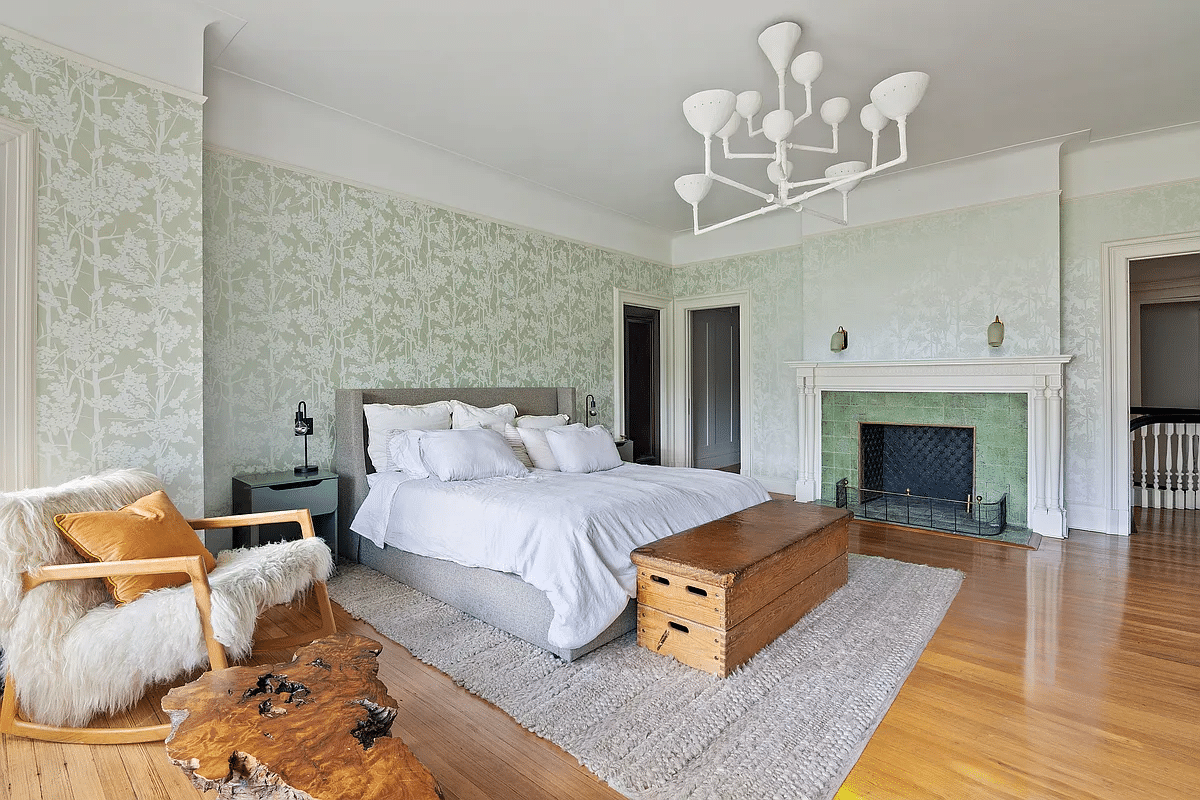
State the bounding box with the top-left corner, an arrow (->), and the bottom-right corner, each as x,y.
333,387 -> 576,558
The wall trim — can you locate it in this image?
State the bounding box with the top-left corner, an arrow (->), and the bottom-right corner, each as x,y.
671,291 -> 752,473
612,288 -> 672,464
1100,231 -> 1200,535
0,115 -> 37,491
670,190 -> 1061,269
1063,174 -> 1200,206
0,23 -> 206,103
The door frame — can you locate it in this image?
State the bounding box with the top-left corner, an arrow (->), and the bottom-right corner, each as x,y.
1,116 -> 37,492
1101,231 -> 1200,534
671,290 -> 751,471
612,288 -> 672,464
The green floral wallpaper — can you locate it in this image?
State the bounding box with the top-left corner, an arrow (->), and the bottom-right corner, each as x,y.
203,150 -> 671,513
671,249 -> 805,489
673,194 -> 1060,489
1060,178 -> 1200,512
0,36 -> 205,513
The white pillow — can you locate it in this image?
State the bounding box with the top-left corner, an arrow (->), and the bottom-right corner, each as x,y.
418,428 -> 529,481
515,413 -> 570,429
385,429 -> 430,477
502,424 -> 535,469
545,425 -> 623,473
517,425 -> 572,471
363,401 -> 451,472
450,400 -> 517,431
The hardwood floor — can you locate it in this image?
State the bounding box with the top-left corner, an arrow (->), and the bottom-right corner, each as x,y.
3,507 -> 1198,799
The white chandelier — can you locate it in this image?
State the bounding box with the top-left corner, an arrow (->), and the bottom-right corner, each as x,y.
675,21 -> 929,235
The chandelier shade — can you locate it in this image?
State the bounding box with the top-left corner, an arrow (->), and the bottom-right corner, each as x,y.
674,174 -> 714,205
790,51 -> 824,86
757,22 -> 802,72
676,20 -> 930,235
869,71 -> 931,120
825,161 -> 868,194
683,89 -> 738,136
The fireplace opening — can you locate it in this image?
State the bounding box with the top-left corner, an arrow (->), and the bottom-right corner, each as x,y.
860,423 -> 973,503
837,422 -> 1008,537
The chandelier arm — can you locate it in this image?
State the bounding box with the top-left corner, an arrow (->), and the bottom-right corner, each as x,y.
745,115 -> 763,138
783,126 -> 911,196
789,84 -> 814,129
693,204 -> 779,235
709,171 -> 775,203
786,122 -> 839,155
791,203 -> 848,226
721,139 -> 777,160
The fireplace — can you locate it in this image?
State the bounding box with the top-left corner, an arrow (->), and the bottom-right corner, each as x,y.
786,357 -> 1071,538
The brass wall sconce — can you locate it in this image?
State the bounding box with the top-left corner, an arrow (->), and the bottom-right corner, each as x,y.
987,316 -> 1005,347
830,326 -> 848,352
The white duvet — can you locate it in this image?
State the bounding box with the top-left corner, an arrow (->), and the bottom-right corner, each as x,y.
351,463 -> 770,649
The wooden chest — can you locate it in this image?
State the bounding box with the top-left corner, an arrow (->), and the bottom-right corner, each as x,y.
631,500 -> 850,677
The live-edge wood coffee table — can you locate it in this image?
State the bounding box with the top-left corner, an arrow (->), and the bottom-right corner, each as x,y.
162,633 -> 442,800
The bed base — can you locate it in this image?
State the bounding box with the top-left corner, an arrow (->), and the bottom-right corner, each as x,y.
355,534 -> 636,662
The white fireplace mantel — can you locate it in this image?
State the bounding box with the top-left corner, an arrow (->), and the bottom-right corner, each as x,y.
785,356 -> 1073,538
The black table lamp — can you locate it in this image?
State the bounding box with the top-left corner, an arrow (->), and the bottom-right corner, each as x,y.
294,401 -> 317,475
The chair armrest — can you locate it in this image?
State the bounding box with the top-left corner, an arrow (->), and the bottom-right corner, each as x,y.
22,555 -> 209,592
21,554 -> 228,670
188,508 -> 319,539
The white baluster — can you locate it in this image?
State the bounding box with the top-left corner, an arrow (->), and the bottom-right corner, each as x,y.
1185,424 -> 1195,513
1165,423 -> 1177,510
1137,426 -> 1149,508
1180,424 -> 1190,506
1151,423 -> 1162,509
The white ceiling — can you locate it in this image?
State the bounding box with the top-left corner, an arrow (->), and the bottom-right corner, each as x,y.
198,0 -> 1200,233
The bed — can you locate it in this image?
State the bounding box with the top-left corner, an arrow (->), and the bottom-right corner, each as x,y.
333,387 -> 770,661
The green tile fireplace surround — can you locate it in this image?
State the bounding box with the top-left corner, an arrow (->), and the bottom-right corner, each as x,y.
820,391 -> 1029,527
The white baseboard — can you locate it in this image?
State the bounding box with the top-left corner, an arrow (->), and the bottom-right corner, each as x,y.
1066,503 -> 1124,535
753,476 -> 797,496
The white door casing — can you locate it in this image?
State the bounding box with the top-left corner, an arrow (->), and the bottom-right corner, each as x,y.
612,288 -> 672,463
671,291 -> 751,471
0,115 -> 37,492
1100,232 -> 1200,535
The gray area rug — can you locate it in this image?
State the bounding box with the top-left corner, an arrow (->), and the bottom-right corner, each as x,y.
328,555 -> 962,800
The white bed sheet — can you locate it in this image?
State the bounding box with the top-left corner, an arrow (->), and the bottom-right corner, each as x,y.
351,464 -> 770,649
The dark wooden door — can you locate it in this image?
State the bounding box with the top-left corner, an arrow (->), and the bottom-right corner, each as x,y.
691,306 -> 740,469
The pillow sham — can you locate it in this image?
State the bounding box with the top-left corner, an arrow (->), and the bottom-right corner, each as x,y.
385,428 -> 431,477
54,490 -> 216,605
418,428 -> 529,481
450,400 -> 517,432
502,424 -> 536,469
516,424 -> 577,471
363,401 -> 451,472
514,413 -> 570,429
545,425 -> 623,473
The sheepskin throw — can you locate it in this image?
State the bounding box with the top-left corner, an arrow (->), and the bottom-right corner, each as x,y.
0,470 -> 334,727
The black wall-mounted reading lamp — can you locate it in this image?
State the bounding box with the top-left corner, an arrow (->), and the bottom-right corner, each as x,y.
294,401 -> 317,475
585,394 -> 597,426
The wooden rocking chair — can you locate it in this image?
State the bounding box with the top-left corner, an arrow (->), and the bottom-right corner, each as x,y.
0,470 -> 337,744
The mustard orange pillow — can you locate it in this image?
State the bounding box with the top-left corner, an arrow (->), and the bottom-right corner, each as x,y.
54,490 -> 216,605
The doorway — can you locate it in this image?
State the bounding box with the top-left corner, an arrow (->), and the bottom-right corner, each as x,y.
623,305 -> 661,464
1101,232 -> 1200,534
691,306 -> 741,470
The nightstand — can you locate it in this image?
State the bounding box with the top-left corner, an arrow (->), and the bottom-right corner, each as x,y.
232,470 -> 339,561
616,437 -> 634,462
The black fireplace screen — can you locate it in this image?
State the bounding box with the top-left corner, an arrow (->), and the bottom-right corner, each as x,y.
838,422 -> 1008,537
860,423 -> 974,503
